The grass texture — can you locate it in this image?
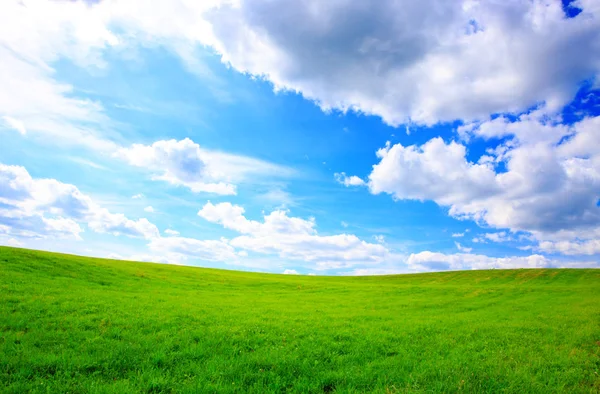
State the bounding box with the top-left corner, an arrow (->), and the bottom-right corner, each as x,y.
1,246 -> 599,393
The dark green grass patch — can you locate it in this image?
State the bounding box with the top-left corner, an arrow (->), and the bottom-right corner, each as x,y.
1,246 -> 599,393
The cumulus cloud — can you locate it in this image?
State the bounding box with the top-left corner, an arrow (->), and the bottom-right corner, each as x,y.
116,138 -> 293,195
164,229 -> 180,236
0,163 -> 159,241
368,138 -> 498,204
537,239 -> 600,256
451,232 -> 464,238
406,250 -> 599,271
144,206 -> 154,213
4,0 -> 600,267
484,232 -> 514,243
202,0 -> 600,125
198,201 -> 391,270
0,2 -> 296,196
106,252 -> 188,265
346,268 -> 406,276
335,172 -> 366,187
6,0 -> 596,135
147,235 -> 238,264
116,139 -> 236,195
42,217 -> 84,240
346,113 -> 600,255
283,269 -> 299,275
407,252 -> 553,272
454,242 -> 472,253
88,212 -> 159,239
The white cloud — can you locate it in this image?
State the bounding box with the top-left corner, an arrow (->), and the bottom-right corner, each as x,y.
537,239 -> 600,256
406,250 -> 599,271
483,232 -> 513,243
283,269 -> 299,275
42,217 -> 84,240
451,232 -> 464,238
2,116 -> 26,135
103,201 -> 394,271
554,260 -> 600,269
106,252 -> 186,265
116,139 -> 236,195
164,229 -> 180,236
346,268 -> 406,276
373,235 -> 385,244
202,0 -> 600,126
198,201 -> 317,236
454,242 -> 472,253
407,251 -> 553,272
0,1 -> 118,151
88,212 -> 159,239
144,206 -> 155,213
132,194 -> 144,199
198,201 -> 391,270
368,138 -> 498,205
2,0 -> 599,145
0,163 -> 159,241
350,114 -> 600,255
258,187 -> 295,208
335,172 -> 366,187
147,235 -> 237,264
1,237 -> 23,247
116,138 -> 293,195
4,0 -> 600,265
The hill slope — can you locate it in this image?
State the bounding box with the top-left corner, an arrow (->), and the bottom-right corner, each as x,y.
1,246 -> 599,393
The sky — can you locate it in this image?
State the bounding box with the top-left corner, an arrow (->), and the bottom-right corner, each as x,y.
1,0 -> 600,275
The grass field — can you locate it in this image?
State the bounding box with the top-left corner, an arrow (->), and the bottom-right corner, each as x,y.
1,247 -> 599,393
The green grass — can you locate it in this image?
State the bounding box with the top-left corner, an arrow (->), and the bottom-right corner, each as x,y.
0,247 -> 599,393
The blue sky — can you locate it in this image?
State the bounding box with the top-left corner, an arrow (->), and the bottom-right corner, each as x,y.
1,0 -> 600,274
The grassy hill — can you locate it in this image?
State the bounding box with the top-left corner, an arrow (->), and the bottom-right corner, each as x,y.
0,247 -> 599,393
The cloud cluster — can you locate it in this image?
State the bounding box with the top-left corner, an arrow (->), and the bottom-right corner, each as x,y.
407,252 -> 549,271
203,0 -> 600,125
0,1 -> 119,150
123,201 -> 397,271
1,3 -> 293,196
4,0 -> 599,135
0,163 -> 159,240
334,172 -> 366,187
342,112 -> 600,255
4,161 -> 592,273
116,139 -> 236,195
198,202 -> 391,270
473,231 -> 519,244
3,0 -> 600,271
537,239 -> 600,256
454,242 -> 472,253
147,236 -> 237,265
406,251 -> 598,272
0,163 -> 392,271
116,138 -> 294,195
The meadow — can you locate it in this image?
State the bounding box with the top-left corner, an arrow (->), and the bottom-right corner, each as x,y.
0,246 -> 599,393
